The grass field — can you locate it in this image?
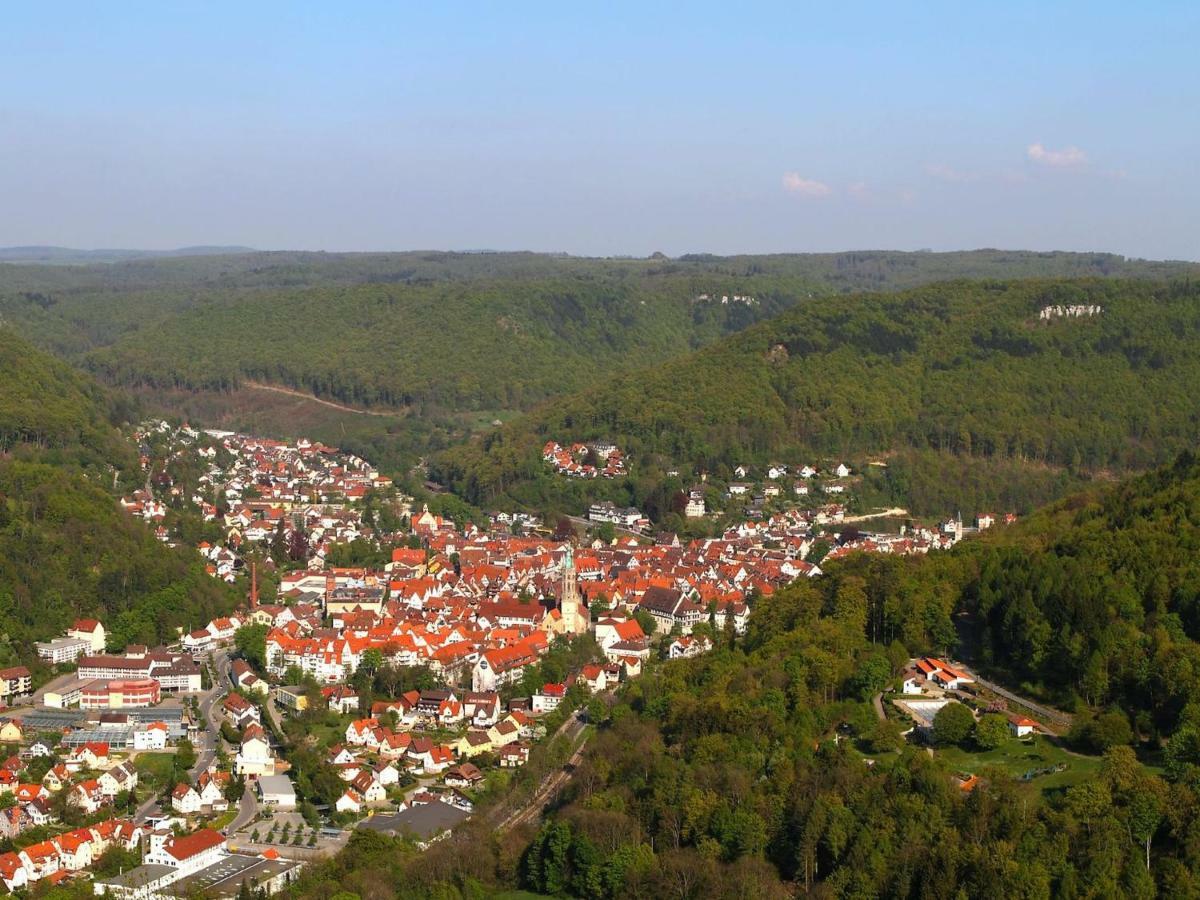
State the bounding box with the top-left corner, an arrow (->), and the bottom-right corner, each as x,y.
935,735 -> 1102,795
133,751 -> 178,788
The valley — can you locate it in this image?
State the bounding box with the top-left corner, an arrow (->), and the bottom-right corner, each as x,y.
4,251 -> 1200,898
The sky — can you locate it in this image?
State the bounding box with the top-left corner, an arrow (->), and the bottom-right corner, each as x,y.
1,2 -> 1196,259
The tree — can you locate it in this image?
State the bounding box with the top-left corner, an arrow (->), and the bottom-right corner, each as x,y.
1125,777 -> 1166,872
553,517 -> 576,541
865,718 -> 905,754
175,738 -> 197,772
287,526 -> 309,562
359,648 -> 384,676
932,702 -> 975,746
234,623 -> 269,672
633,609 -> 656,636
807,539 -> 831,564
1163,724 -> 1200,781
270,521 -> 288,564
847,653 -> 891,700
973,713 -> 1010,750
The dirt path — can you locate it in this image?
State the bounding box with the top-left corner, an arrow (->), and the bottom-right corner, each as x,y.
843,507 -> 909,523
872,692 -> 887,721
242,381 -> 401,417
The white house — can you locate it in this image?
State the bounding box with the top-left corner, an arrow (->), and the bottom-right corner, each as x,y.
133,722 -> 169,751
143,828 -> 227,877
668,635 -> 712,659
335,789 -> 362,815
234,726 -> 275,777
532,683 -> 567,714
171,784 -> 203,815
1008,715 -> 1040,738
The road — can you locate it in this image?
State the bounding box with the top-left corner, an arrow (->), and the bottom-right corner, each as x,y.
226,785 -> 259,835
133,648 -> 233,825
243,381 -> 401,417
192,648 -> 233,780
262,688 -> 287,737
967,673 -> 1073,728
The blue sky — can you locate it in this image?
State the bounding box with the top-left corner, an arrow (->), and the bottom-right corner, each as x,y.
1,2 -> 1196,258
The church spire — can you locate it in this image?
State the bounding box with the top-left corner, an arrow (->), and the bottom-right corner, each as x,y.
560,542 -> 585,635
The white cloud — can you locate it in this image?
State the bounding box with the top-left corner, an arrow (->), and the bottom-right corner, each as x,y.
782,172 -> 832,197
924,163 -> 979,183
1027,142 -> 1087,168
847,180 -> 870,199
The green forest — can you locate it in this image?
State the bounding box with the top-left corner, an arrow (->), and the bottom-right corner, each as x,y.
0,327 -> 137,472
438,277 -> 1200,516
281,455 -> 1200,898
0,328 -> 235,664
2,248 -> 1194,412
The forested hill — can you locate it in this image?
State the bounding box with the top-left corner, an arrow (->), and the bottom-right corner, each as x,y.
1,249 -> 1196,411
437,277 -> 1200,512
0,329 -> 233,663
955,450 -> 1200,737
0,327 -> 137,472
294,458 -> 1200,898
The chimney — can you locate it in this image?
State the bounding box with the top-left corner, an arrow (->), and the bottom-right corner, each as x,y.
250,562 -> 258,608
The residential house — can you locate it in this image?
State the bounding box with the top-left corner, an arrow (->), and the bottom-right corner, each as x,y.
172,784 -> 203,815
68,619 -> 107,654
234,725 -> 275,777
98,761 -> 138,798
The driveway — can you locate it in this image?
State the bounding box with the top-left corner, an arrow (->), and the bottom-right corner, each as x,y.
226,784 -> 259,835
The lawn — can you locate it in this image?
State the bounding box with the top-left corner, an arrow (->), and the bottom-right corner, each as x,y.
936,735 -> 1103,795
209,808 -> 237,831
133,752 -> 178,788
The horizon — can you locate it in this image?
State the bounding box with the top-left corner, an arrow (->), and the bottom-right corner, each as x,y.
2,2 -> 1197,260
3,243 -> 1198,265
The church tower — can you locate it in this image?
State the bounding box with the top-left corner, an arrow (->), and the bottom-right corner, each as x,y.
560,544 -> 587,635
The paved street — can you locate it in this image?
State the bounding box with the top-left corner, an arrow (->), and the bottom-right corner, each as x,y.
131,648 -> 234,825
226,783 -> 259,835
190,648 -> 233,780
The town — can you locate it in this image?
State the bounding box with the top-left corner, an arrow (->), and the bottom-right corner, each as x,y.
0,425 -> 1015,897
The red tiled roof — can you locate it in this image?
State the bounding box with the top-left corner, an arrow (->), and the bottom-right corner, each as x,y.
165,828 -> 225,861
